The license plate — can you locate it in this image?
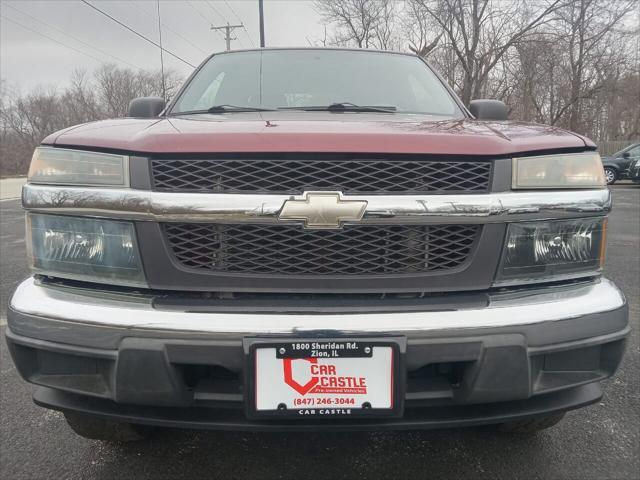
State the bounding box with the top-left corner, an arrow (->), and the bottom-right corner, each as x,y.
246,339 -> 402,419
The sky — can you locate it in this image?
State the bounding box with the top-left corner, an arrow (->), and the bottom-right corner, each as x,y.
0,0 -> 327,91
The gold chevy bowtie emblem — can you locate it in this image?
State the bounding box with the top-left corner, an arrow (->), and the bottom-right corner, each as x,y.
278,192 -> 368,229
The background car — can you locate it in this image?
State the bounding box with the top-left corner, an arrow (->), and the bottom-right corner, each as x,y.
628,159 -> 640,184
602,143 -> 640,184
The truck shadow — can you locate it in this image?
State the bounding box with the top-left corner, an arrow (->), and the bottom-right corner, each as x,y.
92,426 -> 551,480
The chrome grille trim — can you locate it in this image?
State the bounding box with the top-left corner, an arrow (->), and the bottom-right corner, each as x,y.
22,185 -> 612,225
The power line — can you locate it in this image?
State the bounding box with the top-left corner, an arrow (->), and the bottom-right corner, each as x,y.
204,0 -> 227,22
206,0 -> 254,48
204,0 -> 244,50
242,25 -> 254,48
222,0 -> 243,23
79,0 -> 196,68
185,0 -> 224,39
222,0 -> 255,47
204,1 -> 244,48
127,0 -> 208,55
3,2 -> 139,69
1,15 -> 105,64
185,0 -> 232,48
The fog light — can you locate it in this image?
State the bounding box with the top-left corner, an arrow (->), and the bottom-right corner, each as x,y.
27,214 -> 146,286
495,218 -> 606,286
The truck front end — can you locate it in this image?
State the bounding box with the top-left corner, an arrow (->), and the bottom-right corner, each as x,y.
6,48 -> 628,439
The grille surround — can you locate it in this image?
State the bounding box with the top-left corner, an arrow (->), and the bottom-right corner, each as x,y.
150,157 -> 492,195
163,223 -> 481,276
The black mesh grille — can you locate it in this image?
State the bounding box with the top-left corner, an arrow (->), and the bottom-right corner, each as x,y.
163,224 -> 480,275
151,158 -> 492,194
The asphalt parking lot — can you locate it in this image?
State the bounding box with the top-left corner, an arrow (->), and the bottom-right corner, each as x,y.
0,184 -> 638,480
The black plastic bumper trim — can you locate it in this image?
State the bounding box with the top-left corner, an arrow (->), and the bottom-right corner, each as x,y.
33,383 -> 603,432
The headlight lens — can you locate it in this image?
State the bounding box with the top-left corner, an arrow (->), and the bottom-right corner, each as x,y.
495,217 -> 606,286
27,214 -> 146,286
512,152 -> 605,189
28,147 -> 129,186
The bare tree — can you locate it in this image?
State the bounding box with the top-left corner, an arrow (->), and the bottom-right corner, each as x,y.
62,69 -> 101,124
0,80 -> 25,175
505,0 -> 637,139
93,64 -> 182,118
0,65 -> 183,176
554,0 -> 636,131
372,1 -> 401,50
404,0 -> 442,57
313,0 -> 394,49
405,0 -> 566,104
2,1 -> 639,176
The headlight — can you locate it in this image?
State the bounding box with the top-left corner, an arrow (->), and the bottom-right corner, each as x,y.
27,214 -> 146,286
512,152 -> 605,189
28,147 -> 129,186
495,218 -> 606,286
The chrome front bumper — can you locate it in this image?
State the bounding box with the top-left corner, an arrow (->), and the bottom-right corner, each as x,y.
6,276 -> 629,428
8,276 -> 628,344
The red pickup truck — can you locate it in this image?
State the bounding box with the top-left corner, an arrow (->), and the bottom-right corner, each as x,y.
7,48 -> 627,441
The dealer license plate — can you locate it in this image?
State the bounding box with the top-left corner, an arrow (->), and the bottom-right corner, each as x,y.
248,339 -> 401,418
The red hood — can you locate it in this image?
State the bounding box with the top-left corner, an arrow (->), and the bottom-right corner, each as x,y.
42,113 -> 592,156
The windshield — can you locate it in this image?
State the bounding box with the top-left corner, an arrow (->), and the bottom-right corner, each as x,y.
171,49 -> 463,116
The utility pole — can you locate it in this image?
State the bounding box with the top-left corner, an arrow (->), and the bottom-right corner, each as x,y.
211,23 -> 244,51
258,0 -> 265,47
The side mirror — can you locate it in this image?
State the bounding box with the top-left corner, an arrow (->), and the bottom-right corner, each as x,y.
128,97 -> 166,118
622,152 -> 630,159
469,99 -> 508,121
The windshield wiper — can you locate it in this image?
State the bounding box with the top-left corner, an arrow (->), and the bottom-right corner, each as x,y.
171,105 -> 274,116
207,104 -> 275,113
278,102 -> 396,113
